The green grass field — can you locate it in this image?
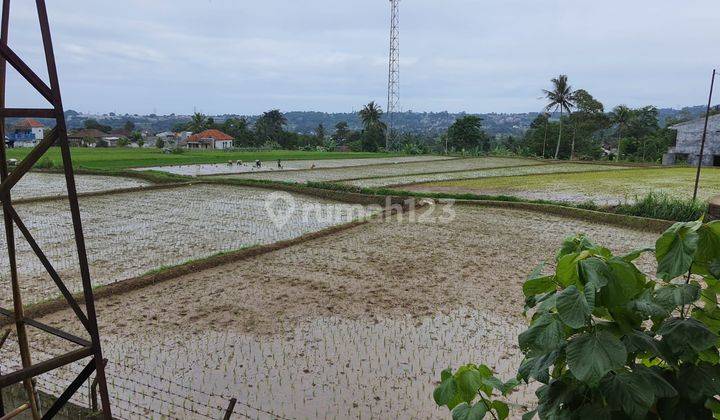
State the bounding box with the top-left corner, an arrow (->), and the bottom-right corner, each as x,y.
6,147 -> 406,171
410,167 -> 720,204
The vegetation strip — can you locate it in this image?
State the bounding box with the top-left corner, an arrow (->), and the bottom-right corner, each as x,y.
1,217 -> 375,326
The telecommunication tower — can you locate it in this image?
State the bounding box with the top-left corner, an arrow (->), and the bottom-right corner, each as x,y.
386,0 -> 400,148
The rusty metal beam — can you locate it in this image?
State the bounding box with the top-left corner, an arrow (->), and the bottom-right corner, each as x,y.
0,347 -> 93,389
0,0 -> 112,417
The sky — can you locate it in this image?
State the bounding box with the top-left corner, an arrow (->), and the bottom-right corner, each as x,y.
4,0 -> 719,115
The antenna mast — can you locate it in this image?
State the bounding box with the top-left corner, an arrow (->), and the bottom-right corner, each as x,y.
386,0 -> 400,149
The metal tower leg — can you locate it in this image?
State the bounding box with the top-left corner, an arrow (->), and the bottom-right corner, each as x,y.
0,1 -> 112,418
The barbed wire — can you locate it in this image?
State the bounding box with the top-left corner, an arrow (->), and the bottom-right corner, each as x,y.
1,336 -> 294,420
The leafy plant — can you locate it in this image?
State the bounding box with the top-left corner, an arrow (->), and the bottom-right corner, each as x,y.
434,218 -> 720,419
433,364 -> 518,420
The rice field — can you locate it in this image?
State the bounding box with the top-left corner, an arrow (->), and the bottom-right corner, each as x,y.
7,172 -> 151,200
6,205 -> 657,419
211,157 -> 544,184
136,155 -> 454,176
347,162 -> 632,188
0,184 -> 376,306
406,166 -> 720,205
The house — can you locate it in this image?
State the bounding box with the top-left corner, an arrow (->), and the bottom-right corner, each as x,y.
67,129 -> 115,147
9,118 -> 46,147
663,114 -> 720,166
183,129 -> 234,149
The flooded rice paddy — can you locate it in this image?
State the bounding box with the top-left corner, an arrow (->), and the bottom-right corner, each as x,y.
2,309 -> 528,419
3,205 -> 660,419
135,155 -> 454,176
6,172 -> 151,200
211,157 -> 543,184
0,184 -> 376,306
349,162 -> 632,188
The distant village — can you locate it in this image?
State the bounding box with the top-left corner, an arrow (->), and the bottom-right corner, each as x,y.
4,118 -> 233,150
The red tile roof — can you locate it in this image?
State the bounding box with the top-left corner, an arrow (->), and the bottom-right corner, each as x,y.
187,129 -> 233,142
13,118 -> 45,129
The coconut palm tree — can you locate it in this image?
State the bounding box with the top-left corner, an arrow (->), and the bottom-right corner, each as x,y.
188,112 -> 208,133
543,75 -> 576,159
359,101 -> 386,131
610,105 -> 632,160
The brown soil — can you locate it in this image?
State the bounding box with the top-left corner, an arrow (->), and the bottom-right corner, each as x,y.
44,204 -> 657,336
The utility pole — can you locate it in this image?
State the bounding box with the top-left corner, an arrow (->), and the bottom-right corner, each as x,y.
386,0 -> 400,150
693,69 -> 716,201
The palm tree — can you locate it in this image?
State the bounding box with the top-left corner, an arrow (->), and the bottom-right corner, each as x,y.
359,101 -> 386,131
188,112 -> 208,133
543,75 -> 576,159
610,105 -> 632,160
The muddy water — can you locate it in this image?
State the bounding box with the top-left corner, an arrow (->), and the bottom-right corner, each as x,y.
8,172 -> 151,200
0,185 -> 379,307
136,156 -> 454,176
3,309 -> 530,419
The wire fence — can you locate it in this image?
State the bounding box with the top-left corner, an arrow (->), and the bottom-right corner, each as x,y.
0,335 -> 293,420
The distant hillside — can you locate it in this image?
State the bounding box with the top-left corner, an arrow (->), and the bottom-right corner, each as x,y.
59,105 -> 717,138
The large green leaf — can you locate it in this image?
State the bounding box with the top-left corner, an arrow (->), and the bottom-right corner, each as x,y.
566,330 -> 627,385
491,401 -> 509,420
656,221 -> 701,281
599,258 -> 646,307
434,370 -> 459,407
629,289 -> 673,319
654,283 -> 701,308
677,363 -> 720,403
452,401 -> 488,420
634,365 -> 677,399
518,314 -> 565,354
455,366 -> 484,404
523,275 -> 556,297
556,252 -> 585,287
556,285 -> 592,328
579,258 -> 613,289
601,371 -> 655,419
658,317 -> 718,360
693,222 -> 720,277
518,350 -> 560,384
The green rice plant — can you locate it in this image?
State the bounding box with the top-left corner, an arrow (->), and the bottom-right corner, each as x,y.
615,192 -> 707,222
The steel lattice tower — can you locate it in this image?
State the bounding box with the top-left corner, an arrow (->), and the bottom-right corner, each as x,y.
0,1 -> 112,418
386,0 -> 400,149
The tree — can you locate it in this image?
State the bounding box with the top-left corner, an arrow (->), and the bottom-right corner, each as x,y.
117,137 -> 130,147
155,138 -> 165,149
223,117 -> 255,147
332,121 -> 350,143
315,123 -> 326,142
358,102 -> 386,152
543,75 -> 576,159
446,115 -> 489,152
83,119 -> 111,133
529,113 -> 550,157
123,120 -> 135,133
610,105 -> 632,143
359,102 -> 386,131
188,112 -> 209,133
255,110 -> 287,145
569,89 -> 607,160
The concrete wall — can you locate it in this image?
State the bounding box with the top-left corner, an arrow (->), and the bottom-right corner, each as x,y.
666,114 -> 720,166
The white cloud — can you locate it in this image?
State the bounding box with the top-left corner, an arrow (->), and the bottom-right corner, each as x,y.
2,0 -> 717,114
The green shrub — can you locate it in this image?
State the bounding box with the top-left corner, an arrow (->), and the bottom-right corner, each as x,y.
34,157 -> 55,169
435,219 -> 720,419
615,192 -> 707,222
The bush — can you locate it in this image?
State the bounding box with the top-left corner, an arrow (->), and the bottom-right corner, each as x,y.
615,192 -> 707,222
435,219 -> 720,419
34,157 -> 55,169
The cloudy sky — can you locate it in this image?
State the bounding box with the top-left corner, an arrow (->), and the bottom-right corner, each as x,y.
4,0 -> 718,115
